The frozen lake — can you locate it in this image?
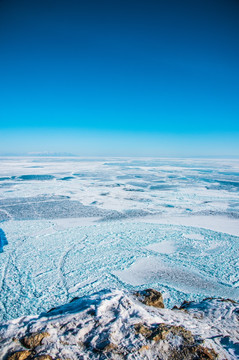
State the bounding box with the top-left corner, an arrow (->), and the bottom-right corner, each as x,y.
0,157 -> 238,321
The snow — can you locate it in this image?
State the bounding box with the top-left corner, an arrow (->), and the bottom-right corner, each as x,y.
183,233 -> 205,240
115,255 -> 238,299
0,289 -> 238,360
136,214 -> 239,237
146,239 -> 175,254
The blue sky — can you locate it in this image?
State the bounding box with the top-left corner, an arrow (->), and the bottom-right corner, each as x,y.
0,0 -> 239,156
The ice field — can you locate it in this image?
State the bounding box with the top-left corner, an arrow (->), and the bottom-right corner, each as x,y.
0,157 -> 239,323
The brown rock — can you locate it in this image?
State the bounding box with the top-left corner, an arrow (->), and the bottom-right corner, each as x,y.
139,345 -> 149,352
170,345 -> 218,360
134,321 -> 218,359
156,324 -> 194,343
33,356 -> 53,360
135,322 -> 195,343
134,289 -> 164,308
103,343 -> 118,353
134,323 -> 153,338
194,345 -> 218,360
7,350 -> 31,360
20,332 -> 50,349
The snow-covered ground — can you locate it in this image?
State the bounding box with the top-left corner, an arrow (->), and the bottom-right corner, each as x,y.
0,289 -> 238,359
0,157 -> 238,358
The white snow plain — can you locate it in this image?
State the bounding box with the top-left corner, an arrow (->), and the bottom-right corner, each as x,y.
0,157 -> 238,358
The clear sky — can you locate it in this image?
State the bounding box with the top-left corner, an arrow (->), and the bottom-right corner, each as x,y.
0,0 -> 239,156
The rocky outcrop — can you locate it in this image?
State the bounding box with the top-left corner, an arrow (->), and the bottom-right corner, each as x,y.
134,322 -> 217,359
135,322 -> 194,342
7,332 -> 51,360
2,289 -> 238,360
134,288 -> 165,308
7,350 -> 31,360
7,354 -> 53,360
20,332 -> 50,349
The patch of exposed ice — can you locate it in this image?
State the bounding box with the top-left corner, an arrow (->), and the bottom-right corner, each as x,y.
183,233 -> 205,240
115,256 -> 238,299
135,215 -> 239,236
146,239 -> 175,254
